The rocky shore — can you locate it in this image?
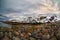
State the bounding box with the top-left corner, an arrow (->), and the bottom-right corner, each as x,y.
0,21 -> 60,40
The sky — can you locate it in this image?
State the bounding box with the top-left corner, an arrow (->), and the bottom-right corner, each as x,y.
0,0 -> 60,21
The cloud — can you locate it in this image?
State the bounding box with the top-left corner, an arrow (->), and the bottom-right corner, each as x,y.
0,0 -> 60,20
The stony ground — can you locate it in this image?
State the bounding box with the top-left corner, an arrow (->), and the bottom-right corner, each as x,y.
0,22 -> 60,40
